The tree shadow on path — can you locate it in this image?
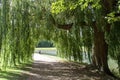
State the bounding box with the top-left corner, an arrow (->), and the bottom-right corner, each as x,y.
19,54 -> 114,80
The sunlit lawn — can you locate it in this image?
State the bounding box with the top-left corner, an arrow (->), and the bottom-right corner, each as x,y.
35,47 -> 56,50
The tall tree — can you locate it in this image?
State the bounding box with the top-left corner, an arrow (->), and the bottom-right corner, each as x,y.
51,0 -> 120,77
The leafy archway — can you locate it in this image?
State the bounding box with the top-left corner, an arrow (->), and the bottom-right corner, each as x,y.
0,0 -> 120,78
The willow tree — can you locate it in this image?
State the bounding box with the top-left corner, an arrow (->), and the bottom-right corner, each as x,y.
0,0 -> 10,69
0,0 -> 44,69
51,0 -> 120,77
0,0 -> 119,78
0,0 -> 60,69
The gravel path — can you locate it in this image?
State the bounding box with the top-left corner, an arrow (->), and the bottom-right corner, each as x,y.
19,53 -> 114,80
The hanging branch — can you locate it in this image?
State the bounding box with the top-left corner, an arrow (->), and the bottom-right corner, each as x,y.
49,14 -> 73,30
57,23 -> 73,30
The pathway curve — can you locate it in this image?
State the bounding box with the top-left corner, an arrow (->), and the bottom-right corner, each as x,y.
19,53 -> 114,80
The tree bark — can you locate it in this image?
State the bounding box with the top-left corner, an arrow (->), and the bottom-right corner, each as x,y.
57,23 -> 73,30
91,0 -> 118,77
93,22 -> 115,77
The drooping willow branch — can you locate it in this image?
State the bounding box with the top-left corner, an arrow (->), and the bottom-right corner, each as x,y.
57,23 -> 73,30
49,14 -> 73,30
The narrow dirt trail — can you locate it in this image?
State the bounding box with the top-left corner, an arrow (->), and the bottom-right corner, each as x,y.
19,53 -> 114,80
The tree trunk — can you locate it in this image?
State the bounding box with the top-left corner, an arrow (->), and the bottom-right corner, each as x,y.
92,22 -> 115,77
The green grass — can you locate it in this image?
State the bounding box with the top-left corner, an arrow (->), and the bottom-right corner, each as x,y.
0,68 -> 22,80
0,63 -> 32,80
35,47 -> 56,50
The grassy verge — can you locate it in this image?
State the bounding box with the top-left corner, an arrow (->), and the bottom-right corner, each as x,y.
0,68 -> 22,80
0,63 -> 32,80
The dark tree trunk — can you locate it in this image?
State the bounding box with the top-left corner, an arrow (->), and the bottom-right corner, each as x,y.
92,22 -> 115,77
91,0 -> 118,77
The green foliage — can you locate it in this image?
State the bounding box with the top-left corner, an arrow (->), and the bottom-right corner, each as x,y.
37,41 -> 53,47
51,0 -> 120,75
0,0 -> 40,69
0,0 -> 120,77
51,0 -> 67,14
106,12 -> 120,23
107,21 -> 120,73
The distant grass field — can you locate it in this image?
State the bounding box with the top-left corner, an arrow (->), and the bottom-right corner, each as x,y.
35,48 -> 57,56
35,47 -> 56,50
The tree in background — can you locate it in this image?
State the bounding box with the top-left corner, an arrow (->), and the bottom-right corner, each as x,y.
37,41 -> 53,47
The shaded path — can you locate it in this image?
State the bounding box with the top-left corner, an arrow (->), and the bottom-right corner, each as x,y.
19,53 -> 114,80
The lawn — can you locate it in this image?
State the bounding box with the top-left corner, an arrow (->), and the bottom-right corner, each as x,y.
35,47 -> 56,50
0,68 -> 22,80
0,63 -> 32,80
